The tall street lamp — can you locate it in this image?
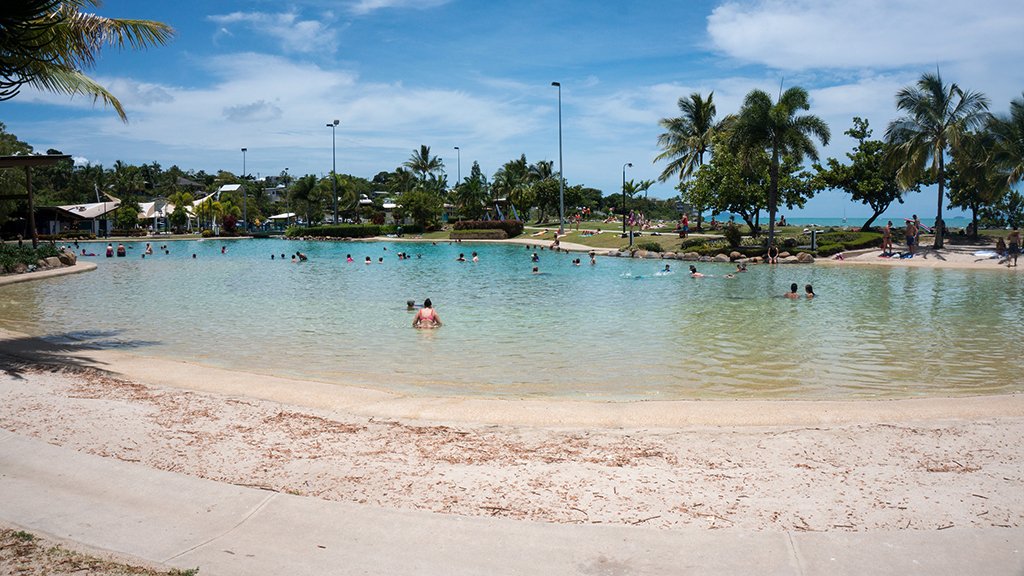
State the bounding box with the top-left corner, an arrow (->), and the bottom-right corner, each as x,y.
328,119 -> 340,224
454,146 -> 461,184
240,147 -> 247,232
622,162 -> 632,240
552,81 -> 564,235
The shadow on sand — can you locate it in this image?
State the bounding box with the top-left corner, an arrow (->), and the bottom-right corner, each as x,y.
0,330 -> 160,380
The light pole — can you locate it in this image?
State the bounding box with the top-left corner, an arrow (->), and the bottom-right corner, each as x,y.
454,146 -> 461,184
328,119 -> 339,224
240,147 -> 247,232
622,162 -> 632,240
552,81 -> 564,235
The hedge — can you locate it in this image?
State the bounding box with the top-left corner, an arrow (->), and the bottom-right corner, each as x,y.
452,220 -> 524,238
451,229 -> 507,240
814,231 -> 882,255
286,224 -> 382,238
0,243 -> 60,273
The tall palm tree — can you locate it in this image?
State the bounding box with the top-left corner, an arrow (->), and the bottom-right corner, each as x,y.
493,155 -> 531,215
655,92 -> 724,183
948,130 -> 1009,239
989,92 -> 1024,186
1,0 -> 174,121
885,71 -> 990,248
731,86 -> 830,248
403,145 -> 444,182
528,159 -> 554,182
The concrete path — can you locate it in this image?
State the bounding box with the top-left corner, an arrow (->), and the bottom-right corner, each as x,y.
0,429 -> 1020,575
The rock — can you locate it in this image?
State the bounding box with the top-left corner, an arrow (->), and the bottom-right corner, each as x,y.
779,251 -> 791,259
749,256 -> 762,264
713,253 -> 731,263
729,251 -> 743,261
44,256 -> 62,268
58,251 -> 77,266
634,249 -> 648,259
780,256 -> 799,263
37,259 -> 49,268
12,263 -> 27,274
682,252 -> 700,261
662,251 -> 676,259
796,252 -> 815,263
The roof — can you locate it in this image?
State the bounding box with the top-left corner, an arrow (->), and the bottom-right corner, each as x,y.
217,184 -> 242,193
267,212 -> 296,220
138,200 -> 174,219
55,201 -> 121,219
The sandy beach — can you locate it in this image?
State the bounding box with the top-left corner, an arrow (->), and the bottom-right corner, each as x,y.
2,336 -> 1022,535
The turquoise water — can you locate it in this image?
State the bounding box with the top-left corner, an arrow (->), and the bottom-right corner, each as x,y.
1,238 -> 1021,400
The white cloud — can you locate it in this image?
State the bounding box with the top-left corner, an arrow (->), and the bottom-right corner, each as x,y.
348,0 -> 451,16
207,11 -> 338,55
707,0 -> 1024,71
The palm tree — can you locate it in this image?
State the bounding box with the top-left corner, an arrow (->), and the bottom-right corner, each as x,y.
493,155 -> 531,216
989,93 -> 1024,186
731,86 -> 830,249
403,145 -> 444,182
1,0 -> 174,121
948,130 -> 1009,239
885,71 -> 990,248
655,92 -> 724,182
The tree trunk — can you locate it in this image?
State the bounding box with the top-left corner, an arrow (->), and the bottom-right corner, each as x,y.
971,204 -> 979,241
934,154 -> 945,249
862,210 -> 883,232
767,145 -> 779,250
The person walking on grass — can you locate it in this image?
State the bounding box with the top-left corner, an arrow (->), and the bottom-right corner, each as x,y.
1008,228 -> 1020,268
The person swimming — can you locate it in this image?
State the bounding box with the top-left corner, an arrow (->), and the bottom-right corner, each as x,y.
805,284 -> 815,299
785,283 -> 800,299
365,256 -> 372,264
412,298 -> 442,328
346,254 -> 354,262
688,265 -> 704,278
456,253 -> 466,262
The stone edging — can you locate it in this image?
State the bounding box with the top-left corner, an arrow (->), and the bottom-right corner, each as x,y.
0,262 -> 97,287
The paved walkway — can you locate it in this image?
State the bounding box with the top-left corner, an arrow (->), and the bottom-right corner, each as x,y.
0,429 -> 1020,575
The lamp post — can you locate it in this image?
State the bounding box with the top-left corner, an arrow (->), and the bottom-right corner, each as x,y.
551,81 -> 564,235
328,119 -> 340,224
240,147 -> 247,232
622,162 -> 632,240
454,146 -> 461,184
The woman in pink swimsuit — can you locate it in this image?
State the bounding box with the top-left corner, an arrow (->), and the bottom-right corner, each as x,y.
413,298 -> 443,328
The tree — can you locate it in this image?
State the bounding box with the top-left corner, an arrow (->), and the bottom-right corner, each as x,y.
947,130 -> 1009,239
397,189 -> 442,229
288,174 -> 320,226
167,190 -> 193,231
403,145 -> 444,182
528,160 -> 557,222
452,161 -> 489,220
989,92 -> 1024,186
655,92 -> 730,231
731,86 -> 829,248
1,0 -> 174,121
815,117 -> 916,231
492,155 -> 532,216
885,71 -> 990,248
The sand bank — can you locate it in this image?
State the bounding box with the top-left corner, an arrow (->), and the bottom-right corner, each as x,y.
821,244 -> 1020,271
0,261 -> 96,287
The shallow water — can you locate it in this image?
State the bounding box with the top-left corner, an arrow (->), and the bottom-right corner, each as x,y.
1,238 -> 1021,400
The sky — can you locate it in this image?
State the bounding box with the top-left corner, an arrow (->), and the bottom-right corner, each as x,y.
3,0 -> 1023,219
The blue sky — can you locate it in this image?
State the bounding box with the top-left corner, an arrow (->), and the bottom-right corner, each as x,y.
4,0 -> 1023,219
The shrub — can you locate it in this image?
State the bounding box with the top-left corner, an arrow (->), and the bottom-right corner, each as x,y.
814,231 -> 881,255
452,220 -> 524,238
201,229 -> 215,238
723,224 -> 742,248
635,241 -> 663,252
110,229 -> 148,237
0,243 -> 60,273
816,243 -> 845,256
381,224 -> 425,235
451,229 -> 507,240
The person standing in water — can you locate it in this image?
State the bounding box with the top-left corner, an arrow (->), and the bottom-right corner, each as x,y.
413,298 -> 442,328
804,284 -> 815,299
785,283 -> 800,299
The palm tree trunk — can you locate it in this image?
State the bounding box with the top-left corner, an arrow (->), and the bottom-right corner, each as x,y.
934,154 -> 945,249
767,146 -> 779,249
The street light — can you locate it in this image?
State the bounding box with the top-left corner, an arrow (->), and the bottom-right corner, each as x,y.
240,147 -> 247,232
328,119 -> 340,224
622,162 -> 632,240
552,81 -> 564,235
454,146 -> 461,184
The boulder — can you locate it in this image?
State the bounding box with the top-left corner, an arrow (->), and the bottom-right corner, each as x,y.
662,251 -> 676,259
796,252 -> 815,263
681,252 -> 700,261
779,251 -> 791,259
729,251 -> 743,261
713,253 -> 731,263
58,251 -> 77,266
748,256 -> 762,264
780,255 -> 799,264
44,256 -> 62,268
37,259 -> 49,268
633,249 -> 648,259
12,263 -> 27,274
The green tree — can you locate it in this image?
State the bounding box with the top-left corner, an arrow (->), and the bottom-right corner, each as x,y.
403,145 -> 444,182
989,93 -> 1024,186
947,130 -> 1009,239
731,86 -> 830,247
167,190 -> 193,231
112,200 -> 139,230
655,92 -> 728,230
1,0 -> 174,121
815,117 -> 917,231
397,189 -> 442,229
288,174 -> 323,226
885,71 -> 990,248
493,155 -> 532,216
452,161 -> 489,219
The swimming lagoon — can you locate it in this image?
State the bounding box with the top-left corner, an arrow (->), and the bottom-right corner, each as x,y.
1,238 -> 1021,400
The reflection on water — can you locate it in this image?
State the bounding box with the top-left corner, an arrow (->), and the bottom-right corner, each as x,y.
1,238 -> 1021,400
